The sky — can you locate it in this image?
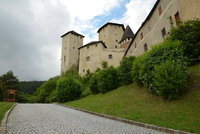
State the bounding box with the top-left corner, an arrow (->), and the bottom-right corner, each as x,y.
0,0 -> 157,81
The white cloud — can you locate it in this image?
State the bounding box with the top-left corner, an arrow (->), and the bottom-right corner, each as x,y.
113,0 -> 157,33
0,0 -> 123,80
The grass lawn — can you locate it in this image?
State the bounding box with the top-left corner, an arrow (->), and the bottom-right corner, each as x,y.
0,102 -> 15,123
65,63 -> 200,133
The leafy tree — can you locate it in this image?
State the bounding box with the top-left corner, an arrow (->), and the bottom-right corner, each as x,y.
0,71 -> 19,100
98,66 -> 119,93
89,72 -> 100,94
118,56 -> 135,85
169,19 -> 200,59
35,76 -> 59,103
101,61 -> 108,69
57,77 -> 82,102
152,60 -> 187,100
0,71 -> 19,90
131,40 -> 188,96
0,83 -> 4,101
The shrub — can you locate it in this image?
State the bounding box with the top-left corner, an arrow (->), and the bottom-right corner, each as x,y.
169,19 -> 200,59
81,87 -> 92,97
48,90 -> 58,103
35,77 -> 58,103
132,54 -> 147,83
57,77 -> 82,102
131,40 -> 188,94
0,85 -> 4,101
89,73 -> 100,94
152,60 -> 187,100
118,56 -> 135,85
98,66 -> 119,93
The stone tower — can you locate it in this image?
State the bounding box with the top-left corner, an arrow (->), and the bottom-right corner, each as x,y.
60,31 -> 84,74
119,25 -> 134,49
97,22 -> 125,49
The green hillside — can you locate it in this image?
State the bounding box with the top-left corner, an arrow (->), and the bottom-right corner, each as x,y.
65,63 -> 200,133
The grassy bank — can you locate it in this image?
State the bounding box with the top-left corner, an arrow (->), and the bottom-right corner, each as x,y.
0,102 -> 15,123
65,63 -> 200,133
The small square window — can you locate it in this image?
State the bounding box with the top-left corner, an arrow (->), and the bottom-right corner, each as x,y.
73,47 -> 75,49
86,56 -> 90,61
108,54 -> 112,59
158,5 -> 162,16
141,32 -> 143,40
64,55 -> 66,62
87,46 -> 89,49
162,28 -> 166,37
175,11 -> 180,26
144,43 -> 148,52
95,44 -> 98,47
116,40 -> 118,42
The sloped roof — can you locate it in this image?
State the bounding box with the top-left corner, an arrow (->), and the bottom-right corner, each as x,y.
119,25 -> 134,43
97,22 -> 125,33
61,30 -> 84,38
78,41 -> 107,50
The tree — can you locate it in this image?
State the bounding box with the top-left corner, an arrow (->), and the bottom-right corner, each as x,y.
0,71 -> 19,101
0,71 -> 19,90
169,19 -> 200,59
118,56 -> 135,85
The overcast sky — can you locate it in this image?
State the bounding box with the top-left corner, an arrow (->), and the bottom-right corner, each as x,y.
0,0 -> 156,81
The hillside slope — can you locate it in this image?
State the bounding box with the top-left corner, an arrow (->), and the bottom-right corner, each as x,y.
65,63 -> 200,133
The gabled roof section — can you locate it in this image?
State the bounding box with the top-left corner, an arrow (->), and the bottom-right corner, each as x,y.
97,22 -> 125,33
61,30 -> 84,38
78,41 -> 107,50
119,25 -> 134,43
124,0 -> 160,57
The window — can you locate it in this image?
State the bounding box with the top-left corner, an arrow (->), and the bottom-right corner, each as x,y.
116,40 -> 118,42
65,47 -> 66,50
73,47 -> 75,49
86,56 -> 90,61
175,12 -> 180,26
95,44 -> 98,47
144,43 -> 148,52
87,46 -> 89,49
158,5 -> 162,16
83,69 -> 85,72
161,27 -> 166,37
141,32 -> 143,40
115,45 -> 117,48
108,54 -> 112,59
64,55 -> 66,62
135,42 -> 137,48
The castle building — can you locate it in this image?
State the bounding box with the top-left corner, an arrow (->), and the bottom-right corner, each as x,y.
78,23 -> 134,76
60,31 -> 84,74
124,0 -> 200,57
60,0 -> 200,76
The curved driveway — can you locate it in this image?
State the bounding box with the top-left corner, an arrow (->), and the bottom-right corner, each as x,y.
7,104 -> 166,134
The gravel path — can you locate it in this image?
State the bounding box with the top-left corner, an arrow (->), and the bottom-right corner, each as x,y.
7,104 -> 167,134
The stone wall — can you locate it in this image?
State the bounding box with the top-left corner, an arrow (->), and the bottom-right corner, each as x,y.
125,0 -> 200,57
